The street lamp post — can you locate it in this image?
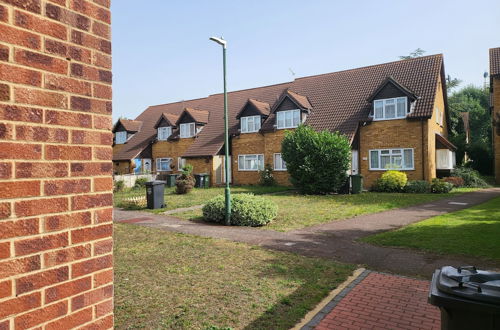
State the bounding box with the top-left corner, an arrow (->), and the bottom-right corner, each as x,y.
210,36 -> 231,225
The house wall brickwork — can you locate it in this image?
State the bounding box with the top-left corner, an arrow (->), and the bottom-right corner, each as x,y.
359,78 -> 447,188
426,76 -> 448,180
231,130 -> 291,186
0,0 -> 113,328
494,77 -> 500,184
153,138 -> 193,173
359,118 -> 425,188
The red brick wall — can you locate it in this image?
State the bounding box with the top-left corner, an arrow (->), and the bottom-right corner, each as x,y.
0,0 -> 113,328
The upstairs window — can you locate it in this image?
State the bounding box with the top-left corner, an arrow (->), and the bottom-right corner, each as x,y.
277,109 -> 300,129
274,153 -> 287,171
180,123 -> 196,138
241,115 -> 261,133
373,97 -> 407,120
369,148 -> 414,170
115,131 -> 127,144
238,154 -> 264,171
157,126 -> 172,141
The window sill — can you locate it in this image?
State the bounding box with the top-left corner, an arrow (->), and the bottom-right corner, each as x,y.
238,169 -> 261,172
369,168 -> 415,171
371,117 -> 408,121
273,169 -> 287,172
240,131 -> 260,134
277,126 -> 298,130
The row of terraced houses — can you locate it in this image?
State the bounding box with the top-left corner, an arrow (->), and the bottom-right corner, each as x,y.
113,52 -> 500,189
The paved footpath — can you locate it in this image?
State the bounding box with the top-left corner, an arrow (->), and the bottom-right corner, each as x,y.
114,188 -> 500,278
304,271 -> 441,330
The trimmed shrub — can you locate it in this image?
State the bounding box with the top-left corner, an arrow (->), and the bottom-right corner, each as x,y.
202,194 -> 278,227
452,166 -> 488,188
431,179 -> 453,193
372,171 -> 408,192
281,125 -> 351,194
114,180 -> 124,192
134,177 -> 148,189
443,176 -> 464,187
175,164 -> 195,194
404,180 -> 430,193
259,164 -> 276,186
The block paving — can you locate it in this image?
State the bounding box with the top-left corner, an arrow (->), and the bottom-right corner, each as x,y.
314,272 -> 440,330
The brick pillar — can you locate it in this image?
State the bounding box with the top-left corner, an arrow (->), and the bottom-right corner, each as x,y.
0,0 -> 113,328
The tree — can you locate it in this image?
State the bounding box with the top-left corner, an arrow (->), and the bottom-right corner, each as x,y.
399,48 -> 426,60
281,125 -> 351,194
447,85 -> 492,174
446,75 -> 462,91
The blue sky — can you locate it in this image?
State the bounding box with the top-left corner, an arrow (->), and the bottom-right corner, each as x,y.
111,0 -> 500,121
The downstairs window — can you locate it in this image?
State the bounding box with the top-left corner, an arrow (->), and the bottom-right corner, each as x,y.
369,148 -> 414,170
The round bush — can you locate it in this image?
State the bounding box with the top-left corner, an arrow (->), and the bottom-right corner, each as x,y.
202,194 -> 278,227
372,170 -> 408,192
281,125 -> 351,194
431,179 -> 453,193
452,167 -> 488,187
404,180 -> 430,193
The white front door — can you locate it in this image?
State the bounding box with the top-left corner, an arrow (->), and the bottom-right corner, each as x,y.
351,150 -> 359,175
143,159 -> 152,173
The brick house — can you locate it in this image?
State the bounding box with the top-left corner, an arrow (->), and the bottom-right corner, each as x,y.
113,54 -> 455,188
490,47 -> 500,184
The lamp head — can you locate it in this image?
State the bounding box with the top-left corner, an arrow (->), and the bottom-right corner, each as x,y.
209,37 -> 227,49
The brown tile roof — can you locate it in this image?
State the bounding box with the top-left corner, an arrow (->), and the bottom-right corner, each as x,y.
287,90 -> 312,110
113,54 -> 443,160
113,118 -> 142,133
491,47 -> 500,77
153,112 -> 179,128
180,108 -> 209,124
248,98 -> 271,116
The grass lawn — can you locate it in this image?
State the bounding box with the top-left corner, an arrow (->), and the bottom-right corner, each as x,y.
114,185 -> 290,213
176,188 -> 478,232
114,223 -> 354,330
362,196 -> 500,261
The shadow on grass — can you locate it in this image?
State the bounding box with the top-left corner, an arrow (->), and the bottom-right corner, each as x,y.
241,256 -> 353,330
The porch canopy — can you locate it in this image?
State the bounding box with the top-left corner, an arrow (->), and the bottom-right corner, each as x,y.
436,134 -> 457,170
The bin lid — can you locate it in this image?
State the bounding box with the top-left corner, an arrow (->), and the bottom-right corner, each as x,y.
145,180 -> 166,186
435,266 -> 500,304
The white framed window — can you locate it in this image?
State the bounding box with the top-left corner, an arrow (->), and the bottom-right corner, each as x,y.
369,148 -> 414,170
373,97 -> 407,120
435,107 -> 444,127
177,157 -> 186,170
274,153 -> 287,171
157,126 -> 172,141
277,109 -> 300,129
156,158 -> 172,172
238,154 -> 264,171
115,131 -> 127,144
241,115 -> 261,133
180,123 -> 196,138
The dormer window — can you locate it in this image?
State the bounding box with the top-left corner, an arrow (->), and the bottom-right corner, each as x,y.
158,126 -> 172,141
180,123 -> 196,138
241,115 -> 261,133
115,131 -> 127,144
373,97 -> 407,120
277,109 -> 300,129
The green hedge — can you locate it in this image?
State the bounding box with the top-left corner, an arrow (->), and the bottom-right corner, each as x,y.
202,194 -> 278,227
